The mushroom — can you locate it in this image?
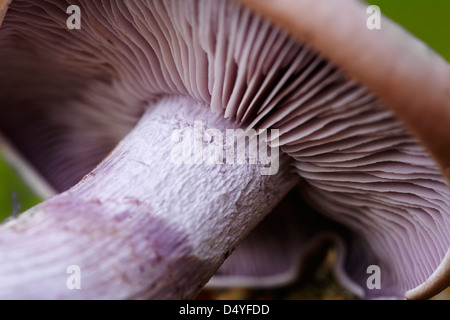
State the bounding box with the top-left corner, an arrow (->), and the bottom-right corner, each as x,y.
0,0 -> 449,300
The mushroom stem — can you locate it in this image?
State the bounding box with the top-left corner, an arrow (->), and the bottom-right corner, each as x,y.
0,96 -> 298,299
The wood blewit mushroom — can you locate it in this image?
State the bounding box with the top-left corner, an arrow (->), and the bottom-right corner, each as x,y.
0,0 -> 450,299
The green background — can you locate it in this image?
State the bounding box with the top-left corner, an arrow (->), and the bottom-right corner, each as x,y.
368,0 -> 450,61
0,152 -> 42,221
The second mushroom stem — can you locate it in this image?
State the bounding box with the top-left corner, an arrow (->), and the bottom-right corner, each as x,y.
0,96 -> 298,299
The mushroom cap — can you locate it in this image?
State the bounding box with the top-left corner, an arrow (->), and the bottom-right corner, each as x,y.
238,0 -> 450,300
240,0 -> 450,186
1,0 -> 450,299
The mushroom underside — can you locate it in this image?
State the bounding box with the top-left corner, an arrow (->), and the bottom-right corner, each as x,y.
0,0 -> 449,299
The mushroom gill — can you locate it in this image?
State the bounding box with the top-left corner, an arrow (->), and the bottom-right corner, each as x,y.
0,0 -> 449,299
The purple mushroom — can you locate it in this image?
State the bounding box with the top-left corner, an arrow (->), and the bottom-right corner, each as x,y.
0,0 -> 449,299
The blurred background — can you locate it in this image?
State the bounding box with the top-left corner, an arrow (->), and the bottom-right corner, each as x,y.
369,0 -> 450,62
0,0 -> 449,299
